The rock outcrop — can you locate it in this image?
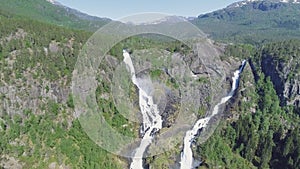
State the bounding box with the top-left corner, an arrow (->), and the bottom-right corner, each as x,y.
260,47 -> 300,108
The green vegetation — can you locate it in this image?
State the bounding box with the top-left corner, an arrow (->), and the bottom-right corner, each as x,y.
192,1 -> 300,44
198,41 -> 300,169
95,85 -> 137,138
108,34 -> 191,61
0,7 -> 121,168
0,10 -> 91,84
1,1 -> 300,168
150,69 -> 163,79
0,7 -> 191,168
223,44 -> 255,60
0,108 -> 123,168
0,0 -> 110,31
198,77 -> 209,84
199,73 -> 300,169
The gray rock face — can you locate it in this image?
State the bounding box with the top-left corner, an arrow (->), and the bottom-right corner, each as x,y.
0,73 -> 70,116
261,55 -> 300,108
284,77 -> 300,107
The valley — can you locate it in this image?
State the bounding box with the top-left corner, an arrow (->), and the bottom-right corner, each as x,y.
0,0 -> 299,169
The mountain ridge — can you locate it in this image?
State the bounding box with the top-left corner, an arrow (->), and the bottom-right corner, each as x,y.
0,0 -> 300,169
228,0 -> 300,8
0,0 -> 111,31
192,0 -> 300,43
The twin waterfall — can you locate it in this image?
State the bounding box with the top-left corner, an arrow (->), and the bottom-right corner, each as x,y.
180,60 -> 247,169
123,50 -> 247,169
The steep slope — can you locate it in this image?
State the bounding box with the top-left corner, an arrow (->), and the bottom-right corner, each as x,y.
196,41 -> 300,169
192,0 -> 300,43
255,40 -> 300,109
0,9 -> 198,168
0,0 -> 300,169
0,13 -> 122,168
0,0 -> 110,31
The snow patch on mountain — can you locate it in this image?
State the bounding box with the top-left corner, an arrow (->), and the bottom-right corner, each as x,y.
46,0 -> 56,5
279,0 -> 300,3
229,0 -> 300,8
121,15 -> 187,25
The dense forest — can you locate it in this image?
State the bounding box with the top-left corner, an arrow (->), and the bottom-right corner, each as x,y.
0,9 -> 192,168
0,0 -> 110,31
192,0 -> 300,44
0,0 -> 300,169
0,8 -> 126,168
198,41 -> 300,169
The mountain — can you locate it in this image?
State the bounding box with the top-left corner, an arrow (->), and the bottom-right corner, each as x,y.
228,0 -> 300,8
0,0 -> 300,169
0,0 -> 110,31
0,6 -> 129,168
192,0 -> 300,44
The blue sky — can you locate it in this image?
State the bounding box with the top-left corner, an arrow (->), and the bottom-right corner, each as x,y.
56,0 -> 240,19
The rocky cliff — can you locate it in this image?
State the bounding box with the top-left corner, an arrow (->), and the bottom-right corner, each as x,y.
258,40 -> 300,109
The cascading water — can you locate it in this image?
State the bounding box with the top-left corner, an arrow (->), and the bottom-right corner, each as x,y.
180,60 -> 247,169
123,50 -> 163,169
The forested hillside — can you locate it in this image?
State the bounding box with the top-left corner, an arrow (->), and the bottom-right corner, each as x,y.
0,9 -> 125,168
0,0 -> 110,31
192,0 -> 300,44
198,41 -> 300,169
0,0 -> 300,169
0,9 -> 191,168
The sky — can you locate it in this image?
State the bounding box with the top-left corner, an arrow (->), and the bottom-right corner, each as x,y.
55,0 -> 240,20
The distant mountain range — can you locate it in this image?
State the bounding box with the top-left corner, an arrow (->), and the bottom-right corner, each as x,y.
1,1 -> 300,169
191,0 -> 300,43
228,0 -> 300,8
1,0 -> 300,43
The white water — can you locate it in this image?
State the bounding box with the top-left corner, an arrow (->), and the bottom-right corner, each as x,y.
190,71 -> 198,80
180,60 -> 247,169
123,50 -> 163,169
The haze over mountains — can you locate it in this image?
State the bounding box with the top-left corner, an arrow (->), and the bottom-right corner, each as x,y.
1,0 -> 300,43
0,0 -> 300,169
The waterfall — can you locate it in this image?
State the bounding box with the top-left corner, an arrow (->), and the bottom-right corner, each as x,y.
180,60 -> 247,169
123,50 -> 163,169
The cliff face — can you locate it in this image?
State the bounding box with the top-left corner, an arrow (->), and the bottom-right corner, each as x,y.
261,55 -> 300,107
259,41 -> 300,108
